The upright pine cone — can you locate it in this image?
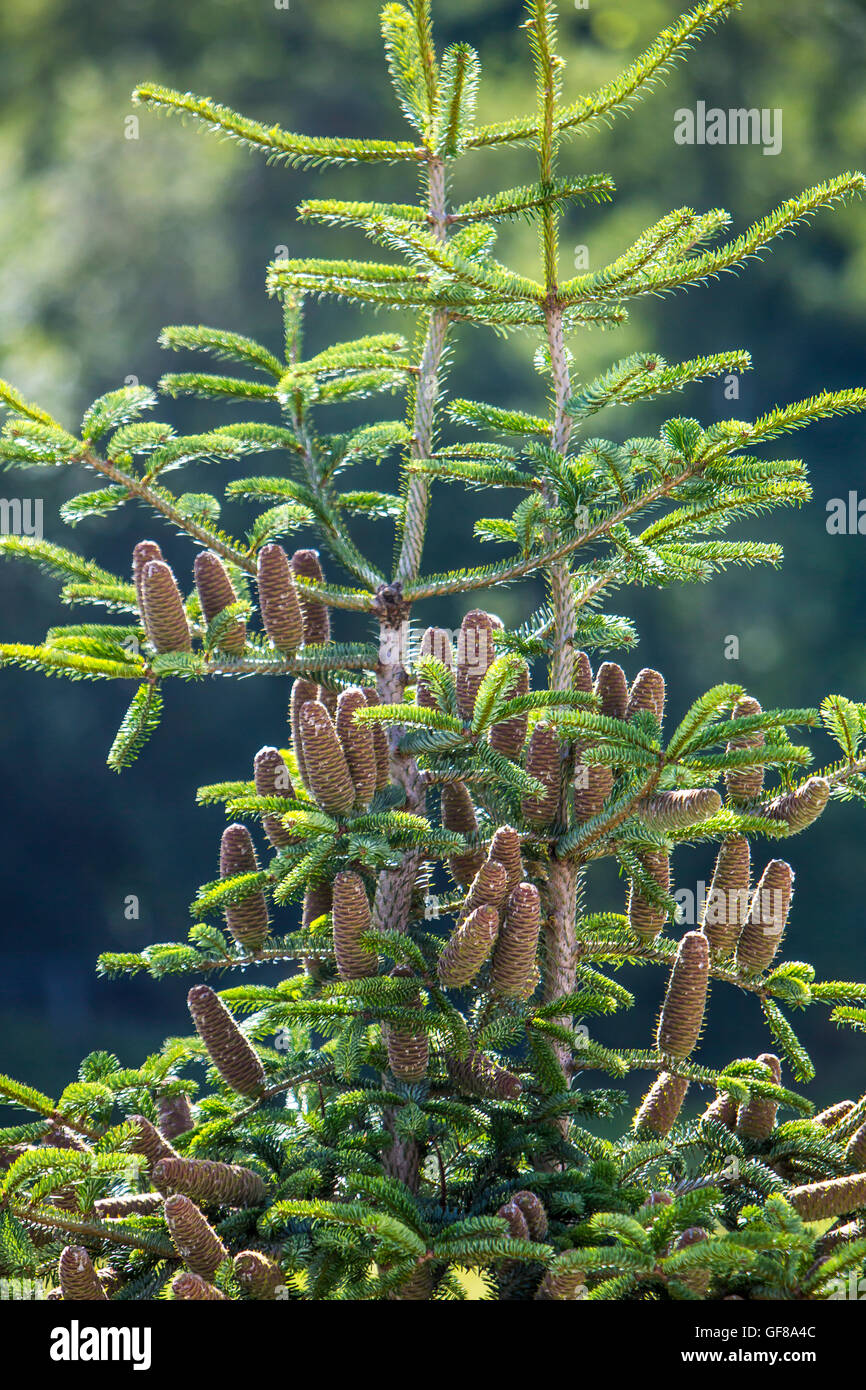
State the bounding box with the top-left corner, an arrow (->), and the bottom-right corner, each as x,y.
458,858 -> 508,924
317,684 -> 338,718
234,1250 -> 284,1300
634,1072 -> 689,1136
154,1157 -> 266,1207
254,746 -> 295,849
701,1092 -> 738,1130
437,904 -> 499,988
157,1090 -> 193,1141
187,984 -> 265,1097
628,850 -> 670,941
447,1050 -> 522,1102
638,788 -> 721,831
726,695 -> 765,802
788,1174 -> 866,1223
656,931 -> 709,1059
363,686 -> 391,790
700,836 -> 750,956
163,1193 -> 228,1280
172,1271 -> 228,1300
573,746 -> 614,824
735,859 -> 794,974
736,1054 -> 782,1140
128,1114 -> 178,1172
132,539 -> 163,619
336,686 -> 377,809
456,609 -> 497,720
383,965 -> 428,1083
489,658 -> 529,760
491,882 -> 542,999
290,548 -> 330,645
298,700 -> 356,815
441,781 -> 485,886
219,823 -> 269,950
626,668 -> 666,723
257,543 -> 303,652
760,777 -> 831,833
572,650 -> 593,694
488,825 -> 524,892
497,1200 -> 530,1240
512,1190 -> 548,1240
289,677 -> 318,787
303,882 -> 332,929
332,871 -> 377,979
141,559 -> 191,652
416,626 -> 453,710
59,1246 -> 107,1301
594,662 -> 629,721
193,550 -> 245,653
521,722 -> 561,827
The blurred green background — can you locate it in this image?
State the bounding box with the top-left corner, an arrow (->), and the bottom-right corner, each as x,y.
2,0 -> 865,1116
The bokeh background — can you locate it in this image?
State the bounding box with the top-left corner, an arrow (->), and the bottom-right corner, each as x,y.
2,0 -> 865,1118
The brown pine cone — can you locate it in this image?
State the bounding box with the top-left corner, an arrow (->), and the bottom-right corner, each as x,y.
290,548 -> 330,645
487,825 -> 524,892
289,677 -> 318,788
437,904 -> 499,988
726,696 -> 765,802
254,746 -> 296,849
362,687 -> 391,790
383,965 -> 428,1082
416,627 -> 454,710
594,662 -> 628,721
700,836 -> 750,956
788,1174 -> 866,1223
187,984 -> 265,1098
441,781 -> 485,886
164,1193 -> 228,1280
736,1054 -> 782,1140
447,1050 -> 522,1102
332,871 -> 377,980
512,1190 -> 548,1240
572,650 -> 593,695
141,559 -> 191,652
735,859 -> 794,974
58,1246 -> 107,1301
521,722 -> 561,828
456,610 -> 497,720
171,1271 -> 229,1300
489,658 -> 529,760
336,686 -> 377,809
656,931 -> 709,1060
234,1250 -> 285,1300
132,539 -> 163,621
154,1157 -> 266,1207
298,700 -> 356,815
628,851 -> 670,941
219,823 -> 269,950
458,859 -> 508,925
491,882 -> 542,999
759,777 -> 830,833
626,667 -> 666,723
257,543 -> 303,652
128,1114 -> 178,1172
194,550 -> 245,653
634,1072 -> 689,1136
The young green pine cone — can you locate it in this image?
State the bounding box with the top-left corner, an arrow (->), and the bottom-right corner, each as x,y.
254,746 -> 296,849
171,1271 -> 229,1300
638,788 -> 721,831
141,559 -> 191,652
521,722 -> 562,828
489,658 -> 529,760
736,1054 -> 782,1140
164,1193 -> 229,1280
726,696 -> 765,802
456,609 -> 497,720
58,1246 -> 106,1301
363,686 -> 391,790
441,781 -> 485,886
290,548 -> 330,645
132,539 -> 163,621
336,686 -> 377,808
735,859 -> 794,974
572,650 -> 593,694
594,662 -> 629,720
220,823 -> 269,950
760,777 -> 831,833
234,1250 -> 284,1300
634,1072 -> 689,1136
437,904 -> 499,988
626,668 -> 666,723
628,851 -> 671,941
257,543 -> 303,652
416,626 -> 454,710
193,550 -> 245,654
332,871 -> 377,980
512,1190 -> 548,1240
701,1092 -> 738,1130
187,984 -> 265,1098
845,1123 -> 866,1167
488,825 -> 524,893
128,1114 -> 178,1172
491,882 -> 542,999
154,1157 -> 266,1207
700,836 -> 750,955
383,965 -> 428,1083
458,859 -> 508,924
298,700 -> 356,815
656,931 -> 709,1059
573,747 -> 614,823
815,1100 -> 855,1129
447,1050 -> 522,1102
497,1200 -> 530,1241
289,677 -> 318,787
788,1174 -> 866,1223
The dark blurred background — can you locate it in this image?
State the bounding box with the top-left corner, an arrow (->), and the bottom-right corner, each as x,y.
2,0 -> 865,1115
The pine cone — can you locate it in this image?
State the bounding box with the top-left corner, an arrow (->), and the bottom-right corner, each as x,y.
726,695 -> 765,802
573,747 -> 614,823
416,626 -> 453,710
193,550 -> 245,653
441,781 -> 485,886
521,722 -> 561,828
383,965 -> 428,1082
303,882 -> 332,929
447,1050 -> 522,1102
656,931 -> 709,1059
634,1072 -> 689,1136
700,836 -> 750,956
846,1124 -> 866,1167
788,1174 -> 866,1223
128,1114 -> 178,1172
512,1190 -> 548,1240
132,539 -> 163,621
289,677 -> 318,787
437,904 -> 499,988
491,882 -> 542,999
254,746 -> 296,849
257,543 -> 303,652
164,1193 -> 228,1280
141,559 -> 191,652
638,788 -> 721,831
219,823 -> 269,950
58,1246 -> 107,1301
497,1200 -> 530,1240
736,1054 -> 782,1140
298,700 -> 356,815
336,686 -> 377,809
458,858 -> 508,924
171,1271 -> 229,1300
760,777 -> 830,833
317,684 -> 338,718
487,825 -> 524,893
626,667 -> 666,723
572,650 -> 593,694
363,687 -> 391,790
154,1157 -> 266,1207
187,984 -> 265,1098
814,1100 -> 855,1129
332,871 -> 377,980
700,1092 -> 738,1130
94,1193 -> 164,1218
735,859 -> 794,974
535,1268 -> 586,1301
489,658 -> 529,760
290,548 -> 330,645
594,662 -> 628,720
234,1250 -> 284,1300
456,609 -> 497,720
628,850 -> 670,941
